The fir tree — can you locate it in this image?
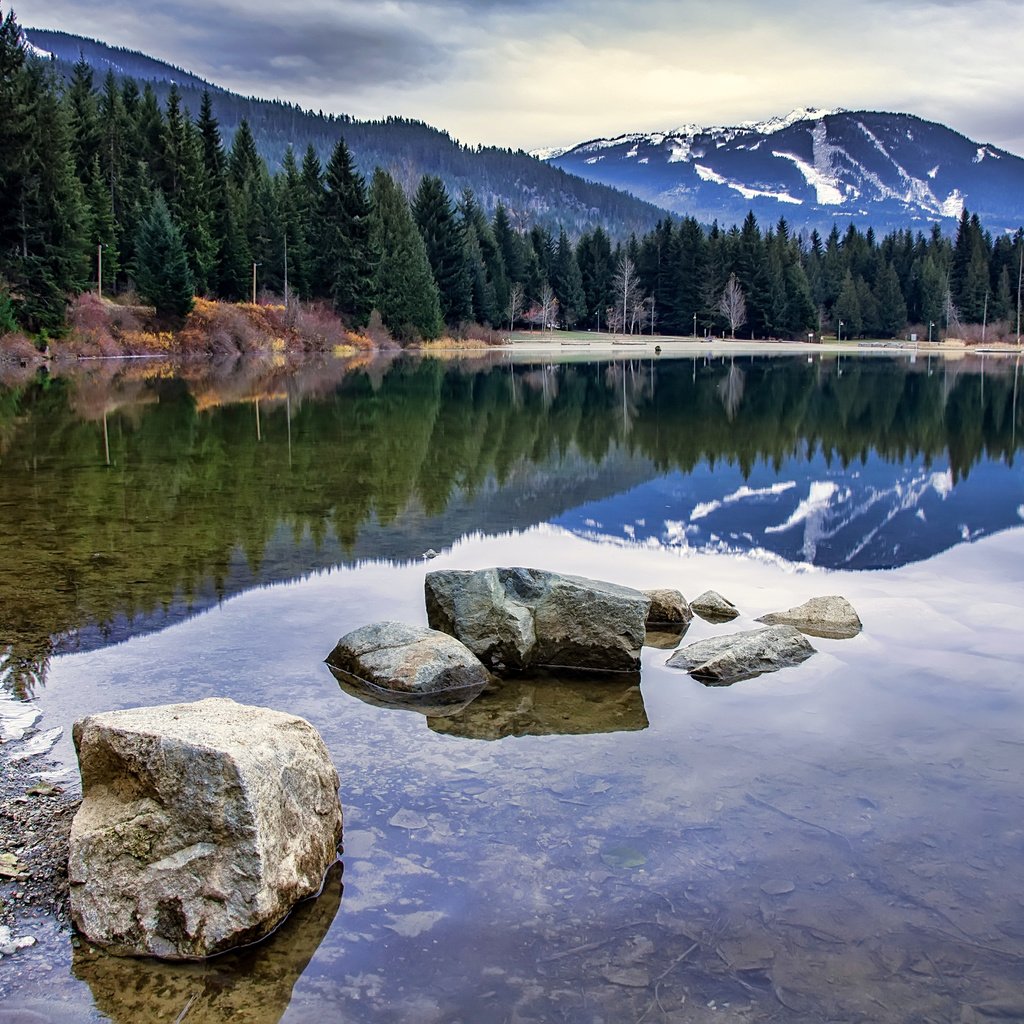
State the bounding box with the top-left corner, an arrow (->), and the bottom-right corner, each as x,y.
65,54 -> 101,186
319,138 -> 371,321
875,262 -> 908,338
552,226 -> 585,328
10,60 -> 91,330
369,168 -> 442,341
412,174 -> 471,325
134,192 -> 195,318
835,271 -> 862,338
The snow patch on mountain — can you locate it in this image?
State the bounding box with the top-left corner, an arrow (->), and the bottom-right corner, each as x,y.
531,145 -> 570,161
772,150 -> 845,206
730,183 -> 802,205
18,31 -> 53,60
941,189 -> 965,218
695,164 -> 727,185
667,140 -> 693,163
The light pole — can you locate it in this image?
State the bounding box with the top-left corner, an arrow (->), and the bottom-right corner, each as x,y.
97,244 -> 105,299
837,319 -> 844,343
692,312 -> 697,339
252,262 -> 261,305
928,320 -> 935,343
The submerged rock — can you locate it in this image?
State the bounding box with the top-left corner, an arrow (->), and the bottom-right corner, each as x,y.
427,673 -> 648,740
756,595 -> 863,639
690,590 -> 740,623
643,588 -> 692,627
326,621 -> 490,697
425,567 -> 649,673
666,625 -> 815,685
69,697 -> 342,960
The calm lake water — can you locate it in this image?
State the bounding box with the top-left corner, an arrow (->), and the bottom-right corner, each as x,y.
1,351 -> 1023,1023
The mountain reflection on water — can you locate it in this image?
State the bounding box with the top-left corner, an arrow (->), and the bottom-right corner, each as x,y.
0,351 -> 1020,695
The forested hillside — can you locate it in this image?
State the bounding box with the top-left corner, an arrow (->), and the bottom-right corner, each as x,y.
22,26 -> 666,236
1,8 -> 1021,345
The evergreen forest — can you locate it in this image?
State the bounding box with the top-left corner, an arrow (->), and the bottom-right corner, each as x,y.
1,7 -> 1022,344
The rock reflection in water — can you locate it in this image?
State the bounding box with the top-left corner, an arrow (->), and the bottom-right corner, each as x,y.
73,864 -> 342,1024
328,665 -> 485,718
427,672 -> 647,740
643,625 -> 689,650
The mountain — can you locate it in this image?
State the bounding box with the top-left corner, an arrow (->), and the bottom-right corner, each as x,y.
22,28 -> 666,236
555,454 -> 1024,571
538,109 -> 1024,233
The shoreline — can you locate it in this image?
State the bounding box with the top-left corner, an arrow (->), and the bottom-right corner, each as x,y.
427,335 -> 1024,361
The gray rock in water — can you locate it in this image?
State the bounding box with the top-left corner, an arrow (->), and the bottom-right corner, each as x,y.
666,625 -> 815,685
756,595 -> 863,639
69,698 -> 342,960
643,588 -> 692,627
425,567 -> 650,672
690,590 -> 740,623
326,621 -> 489,696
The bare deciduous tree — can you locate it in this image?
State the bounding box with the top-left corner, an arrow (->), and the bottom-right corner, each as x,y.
609,254 -> 644,335
944,289 -> 964,340
526,283 -> 559,331
718,273 -> 747,339
507,281 -> 525,333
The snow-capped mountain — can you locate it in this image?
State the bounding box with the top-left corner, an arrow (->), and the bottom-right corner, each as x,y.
538,110 -> 1024,232
554,453 -> 1024,571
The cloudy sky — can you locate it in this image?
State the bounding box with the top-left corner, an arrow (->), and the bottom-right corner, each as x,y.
13,0 -> 1024,154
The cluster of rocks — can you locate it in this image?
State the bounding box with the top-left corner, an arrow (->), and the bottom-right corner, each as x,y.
329,569 -> 863,699
60,568 -> 861,967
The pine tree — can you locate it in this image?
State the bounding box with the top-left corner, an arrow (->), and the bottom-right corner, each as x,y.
492,203 -> 525,284
86,156 -> 119,293
9,60 -> 91,330
278,146 -> 310,301
319,138 -> 371,321
460,190 -> 500,325
412,174 -> 471,325
835,271 -> 862,338
552,226 -> 585,328
65,54 -> 101,186
134,192 -> 195,318
875,262 -> 907,337
197,90 -> 231,295
576,227 -> 613,329
369,168 -> 442,341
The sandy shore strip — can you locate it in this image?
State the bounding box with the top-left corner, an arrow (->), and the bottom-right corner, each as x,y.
429,333 -> 1023,360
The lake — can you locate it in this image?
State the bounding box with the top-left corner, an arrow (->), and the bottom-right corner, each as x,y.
1,350 -> 1023,1023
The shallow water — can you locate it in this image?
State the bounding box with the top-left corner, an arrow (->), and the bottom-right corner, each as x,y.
2,352 -> 1023,1023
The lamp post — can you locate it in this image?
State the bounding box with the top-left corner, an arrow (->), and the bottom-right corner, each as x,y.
692,312 -> 697,339
252,262 -> 261,305
837,319 -> 844,344
97,244 -> 105,299
928,320 -> 935,343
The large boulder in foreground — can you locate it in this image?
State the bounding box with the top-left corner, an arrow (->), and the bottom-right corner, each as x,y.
425,568 -> 650,672
666,626 -> 816,685
756,595 -> 863,639
69,697 -> 342,960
